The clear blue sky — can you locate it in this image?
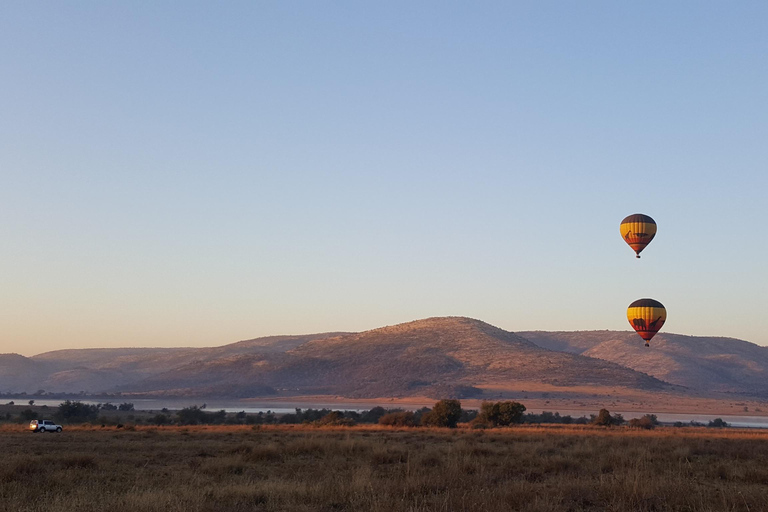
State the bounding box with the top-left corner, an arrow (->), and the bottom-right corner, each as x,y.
2,2 -> 767,356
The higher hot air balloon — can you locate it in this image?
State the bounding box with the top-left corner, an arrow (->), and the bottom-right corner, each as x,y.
620,214 -> 656,258
627,298 -> 666,347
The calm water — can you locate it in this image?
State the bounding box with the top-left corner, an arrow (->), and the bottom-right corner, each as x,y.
8,398 -> 768,428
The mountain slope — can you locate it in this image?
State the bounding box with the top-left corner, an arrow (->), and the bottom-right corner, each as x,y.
0,354 -> 54,392
27,333 -> 345,393
519,331 -> 768,394
127,317 -> 669,398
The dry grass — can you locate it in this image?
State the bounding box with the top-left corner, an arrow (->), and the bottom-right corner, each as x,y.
2,424 -> 768,511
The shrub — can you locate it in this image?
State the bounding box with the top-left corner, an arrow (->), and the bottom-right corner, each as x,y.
413,407 -> 432,424
360,406 -> 388,424
151,414 -> 170,426
56,400 -> 99,423
421,400 -> 462,428
708,418 -> 729,428
20,409 -> 37,421
118,403 -> 135,411
592,409 -> 625,427
474,401 -> 526,427
628,414 -> 658,430
315,411 -> 355,427
459,409 -> 479,423
177,406 -> 208,425
378,411 -> 416,427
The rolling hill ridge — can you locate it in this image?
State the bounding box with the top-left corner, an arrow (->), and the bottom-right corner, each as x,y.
2,317 -> 766,400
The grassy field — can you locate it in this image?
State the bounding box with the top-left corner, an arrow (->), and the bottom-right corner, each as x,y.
2,424 -> 768,511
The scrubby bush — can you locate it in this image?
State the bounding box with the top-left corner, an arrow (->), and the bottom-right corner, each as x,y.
708,418 -> 729,428
593,409 -> 613,426
378,411 -> 416,427
315,411 -> 355,426
19,409 -> 37,421
421,400 -> 462,428
360,406 -> 388,424
56,400 -> 99,423
413,407 -> 432,424
628,414 -> 658,430
592,409 -> 625,426
176,406 -> 208,425
473,401 -> 526,427
459,409 -> 478,423
151,414 -> 170,426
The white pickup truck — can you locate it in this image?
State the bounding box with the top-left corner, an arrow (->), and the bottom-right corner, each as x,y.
29,420 -> 62,433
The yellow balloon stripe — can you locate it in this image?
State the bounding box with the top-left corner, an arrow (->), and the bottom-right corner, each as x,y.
620,222 -> 657,243
627,306 -> 666,341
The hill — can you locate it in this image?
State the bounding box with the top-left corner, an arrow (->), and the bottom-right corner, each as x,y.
21,333 -> 346,394
9,318 -> 768,401
0,354 -> 55,392
519,331 -> 768,395
3,317 -> 669,399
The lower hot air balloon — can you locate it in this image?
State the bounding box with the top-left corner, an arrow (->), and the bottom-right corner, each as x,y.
627,298 -> 666,347
620,214 -> 656,258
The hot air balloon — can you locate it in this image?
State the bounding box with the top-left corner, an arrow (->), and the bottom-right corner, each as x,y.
627,298 -> 666,347
620,214 -> 656,258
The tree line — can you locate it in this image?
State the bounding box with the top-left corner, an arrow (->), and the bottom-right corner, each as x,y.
0,400 -> 732,429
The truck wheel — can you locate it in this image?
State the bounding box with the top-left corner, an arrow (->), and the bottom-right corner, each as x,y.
56,427 -> 62,433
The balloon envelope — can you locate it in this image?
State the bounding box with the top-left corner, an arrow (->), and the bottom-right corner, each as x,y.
620,214 -> 656,258
627,298 -> 666,347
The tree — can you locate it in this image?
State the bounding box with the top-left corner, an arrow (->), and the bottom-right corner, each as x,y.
708,418 -> 728,428
118,403 -> 135,412
56,400 -> 99,423
421,400 -> 463,428
475,401 -> 527,427
592,409 -> 614,426
378,411 -> 416,427
151,414 -> 170,426
176,406 -> 208,425
591,409 -> 627,427
628,414 -> 658,430
315,411 -> 355,426
28,400 -> 35,406
360,406 -> 388,424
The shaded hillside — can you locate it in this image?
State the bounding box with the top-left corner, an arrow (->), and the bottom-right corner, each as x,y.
519,331 -> 768,395
0,354 -> 55,392
24,333 -> 344,393
127,317 -> 670,398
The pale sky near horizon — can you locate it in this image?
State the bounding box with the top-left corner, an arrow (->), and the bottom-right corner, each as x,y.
2,2 -> 767,357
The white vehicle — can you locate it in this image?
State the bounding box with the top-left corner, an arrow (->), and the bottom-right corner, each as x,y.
29,420 -> 62,433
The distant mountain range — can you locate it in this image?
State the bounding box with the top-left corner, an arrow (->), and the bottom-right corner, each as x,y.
2,317 -> 767,399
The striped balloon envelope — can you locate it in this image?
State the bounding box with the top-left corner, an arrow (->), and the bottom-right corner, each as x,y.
627,298 -> 666,347
620,214 -> 657,258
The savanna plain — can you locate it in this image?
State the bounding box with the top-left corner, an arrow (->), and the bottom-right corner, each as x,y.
3,425 -> 768,512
